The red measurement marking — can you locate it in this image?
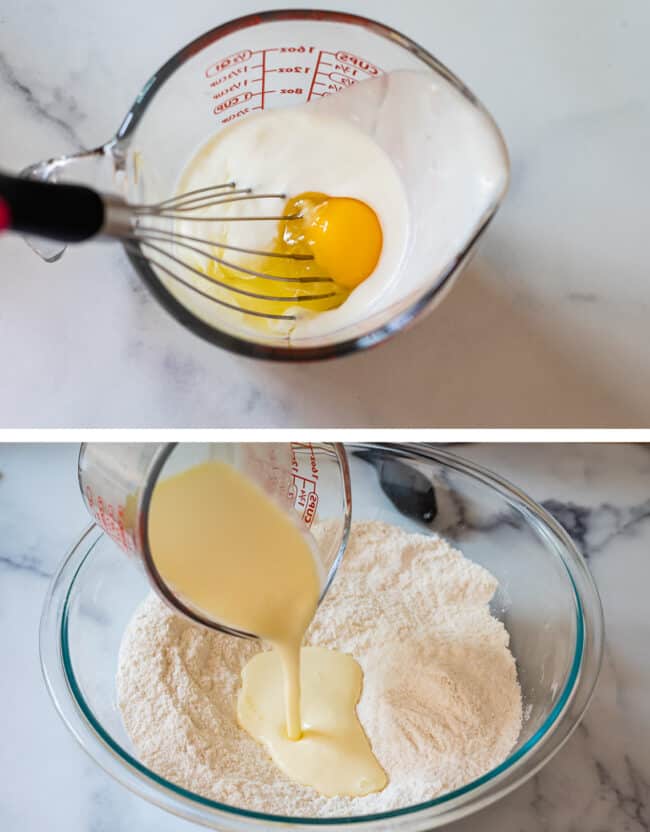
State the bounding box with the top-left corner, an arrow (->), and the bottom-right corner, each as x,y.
328,72 -> 356,88
117,505 -> 128,550
208,67 -> 248,89
84,484 -> 136,552
290,443 -> 320,479
222,107 -> 250,123
307,48 -> 383,101
205,49 -> 253,77
335,50 -> 380,76
213,91 -> 257,114
290,474 -> 319,527
212,80 -> 249,101
306,49 -> 323,102
291,474 -> 315,505
206,46 -> 383,115
303,492 -> 318,526
285,443 -> 322,527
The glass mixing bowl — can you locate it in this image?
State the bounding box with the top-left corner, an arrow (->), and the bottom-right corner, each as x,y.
40,445 -> 604,831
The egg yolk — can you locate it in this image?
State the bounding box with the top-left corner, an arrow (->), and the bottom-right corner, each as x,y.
202,191 -> 382,329
280,192 -> 383,290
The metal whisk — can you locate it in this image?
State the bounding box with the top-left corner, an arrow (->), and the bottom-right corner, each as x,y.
0,173 -> 337,320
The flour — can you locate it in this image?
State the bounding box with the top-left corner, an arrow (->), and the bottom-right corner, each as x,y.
116,521 -> 522,817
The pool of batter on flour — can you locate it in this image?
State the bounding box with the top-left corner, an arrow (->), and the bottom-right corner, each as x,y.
117,471 -> 523,816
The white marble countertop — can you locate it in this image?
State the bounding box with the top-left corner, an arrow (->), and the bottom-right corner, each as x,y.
1,442 -> 648,831
2,0 -> 650,427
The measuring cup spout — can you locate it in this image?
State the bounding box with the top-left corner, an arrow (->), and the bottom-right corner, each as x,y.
20,140 -> 122,262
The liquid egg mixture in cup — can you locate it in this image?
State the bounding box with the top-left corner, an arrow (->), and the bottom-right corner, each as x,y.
25,10 -> 509,360
41,445 -> 603,830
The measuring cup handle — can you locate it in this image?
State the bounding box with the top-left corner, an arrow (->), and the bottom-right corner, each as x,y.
20,142 -> 116,262
0,172 -> 105,242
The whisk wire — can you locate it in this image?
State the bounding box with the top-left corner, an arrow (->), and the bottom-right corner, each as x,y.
131,250 -> 298,321
136,239 -> 338,303
147,187 -> 253,213
135,225 -> 314,260
136,229 -> 332,284
150,182 -> 236,210
120,182 -> 341,321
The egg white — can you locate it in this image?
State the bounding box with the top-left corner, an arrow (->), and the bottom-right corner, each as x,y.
174,101 -> 410,341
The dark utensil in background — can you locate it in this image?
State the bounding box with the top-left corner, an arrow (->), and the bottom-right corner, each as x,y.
353,448 -> 438,524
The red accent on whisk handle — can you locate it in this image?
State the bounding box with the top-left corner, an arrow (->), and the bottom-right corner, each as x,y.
0,172 -> 105,242
0,197 -> 10,232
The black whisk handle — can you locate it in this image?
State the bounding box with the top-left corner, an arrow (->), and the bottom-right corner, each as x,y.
0,171 -> 104,242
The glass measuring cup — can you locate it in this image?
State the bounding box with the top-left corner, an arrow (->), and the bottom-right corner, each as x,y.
77,442 -> 351,636
24,9 -> 509,360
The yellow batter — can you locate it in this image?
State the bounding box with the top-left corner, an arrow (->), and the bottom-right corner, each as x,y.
239,646 -> 387,797
148,459 -> 386,797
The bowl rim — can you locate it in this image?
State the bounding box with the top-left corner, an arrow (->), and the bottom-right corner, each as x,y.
40,443 -> 604,829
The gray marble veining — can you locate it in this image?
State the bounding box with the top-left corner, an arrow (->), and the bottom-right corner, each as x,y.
0,51 -> 85,148
0,443 -> 648,831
